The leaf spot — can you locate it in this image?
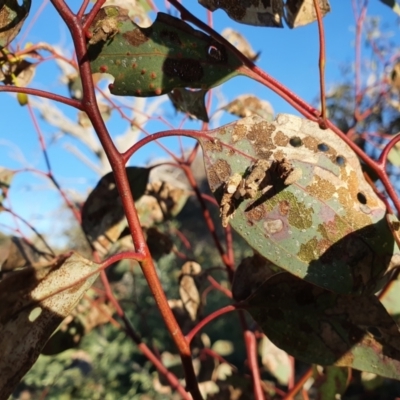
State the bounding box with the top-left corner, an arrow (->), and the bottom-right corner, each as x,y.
289,136 -> 303,147
264,219 -> 283,234
336,155 -> 346,166
317,142 -> 329,152
357,192 -> 367,205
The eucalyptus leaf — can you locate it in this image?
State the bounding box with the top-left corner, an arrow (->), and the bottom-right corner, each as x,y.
199,114 -> 400,294
245,273 -> 400,380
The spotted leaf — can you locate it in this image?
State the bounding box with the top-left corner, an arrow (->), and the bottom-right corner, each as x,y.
87,7 -> 243,97
200,113 -> 400,294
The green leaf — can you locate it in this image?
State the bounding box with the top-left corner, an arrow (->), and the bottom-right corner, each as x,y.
87,7 -> 243,97
199,113 -> 400,294
312,366 -> 349,400
81,166 -> 150,255
245,273 -> 400,380
0,0 -> 31,48
168,88 -> 209,122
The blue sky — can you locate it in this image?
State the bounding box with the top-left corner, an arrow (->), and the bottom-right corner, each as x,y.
0,0 -> 399,243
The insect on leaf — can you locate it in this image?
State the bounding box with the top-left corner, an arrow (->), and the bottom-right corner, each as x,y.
245,273 -> 400,380
87,7 -> 243,97
199,114 -> 400,294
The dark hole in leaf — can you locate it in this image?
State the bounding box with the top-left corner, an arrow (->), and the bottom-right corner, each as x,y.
336,155 -> 346,166
317,143 -> 329,152
357,192 -> 367,205
367,326 -> 382,338
289,136 -> 302,147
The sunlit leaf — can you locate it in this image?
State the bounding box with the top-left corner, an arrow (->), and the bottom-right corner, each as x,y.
0,253 -> 100,399
179,261 -> 201,321
135,181 -> 189,228
223,94 -> 273,120
245,273 -> 400,380
221,28 -> 259,61
199,114 -> 400,294
0,0 -> 31,49
198,0 -> 284,27
285,0 -> 331,28
87,7 -> 243,97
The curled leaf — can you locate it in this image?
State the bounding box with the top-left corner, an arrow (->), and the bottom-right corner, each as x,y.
179,261 -> 202,321
221,28 -> 259,61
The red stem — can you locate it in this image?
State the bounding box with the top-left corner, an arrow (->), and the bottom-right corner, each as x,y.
49,1 -> 203,398
244,330 -> 266,400
313,0 -> 327,126
100,270 -> 191,399
282,367 -> 313,400
186,304 -> 237,344
0,86 -> 83,109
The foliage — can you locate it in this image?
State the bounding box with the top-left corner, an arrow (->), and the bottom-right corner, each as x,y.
2,1 -> 400,399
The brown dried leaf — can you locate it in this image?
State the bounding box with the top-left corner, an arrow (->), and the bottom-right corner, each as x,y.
223,94 -> 273,120
0,0 -> 31,48
0,233 -> 49,272
0,252 -> 100,399
221,28 -> 259,61
81,167 -> 149,256
199,0 -> 284,27
285,0 -> 331,28
136,181 -> 189,227
0,59 -> 35,86
179,261 -> 201,321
